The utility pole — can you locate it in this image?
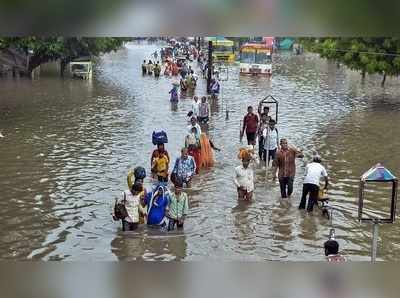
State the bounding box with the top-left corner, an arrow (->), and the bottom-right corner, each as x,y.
207,40 -> 213,94
197,37 -> 201,51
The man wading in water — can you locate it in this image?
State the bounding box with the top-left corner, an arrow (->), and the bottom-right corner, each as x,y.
272,139 -> 303,199
263,119 -> 279,167
234,152 -> 254,201
241,106 -> 259,146
299,155 -> 329,213
167,181 -> 189,230
257,113 -> 269,164
113,182 -> 144,231
198,96 -> 210,124
171,147 -> 196,188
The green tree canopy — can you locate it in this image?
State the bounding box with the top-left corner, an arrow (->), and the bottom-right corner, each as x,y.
301,37 -> 400,86
0,37 -> 128,73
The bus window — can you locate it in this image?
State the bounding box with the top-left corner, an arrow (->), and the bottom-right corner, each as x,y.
240,51 -> 255,64
213,45 -> 234,53
255,51 -> 272,64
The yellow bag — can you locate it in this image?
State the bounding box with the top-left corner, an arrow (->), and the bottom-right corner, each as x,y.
318,188 -> 327,201
127,170 -> 135,190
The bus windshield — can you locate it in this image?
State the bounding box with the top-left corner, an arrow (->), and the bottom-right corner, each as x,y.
240,50 -> 255,63
213,45 -> 234,53
255,51 -> 272,64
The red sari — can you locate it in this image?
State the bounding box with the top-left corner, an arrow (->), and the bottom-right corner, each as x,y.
188,146 -> 201,174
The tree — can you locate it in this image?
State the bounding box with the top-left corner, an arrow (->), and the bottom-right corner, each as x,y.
0,37 -> 128,76
301,37 -> 400,86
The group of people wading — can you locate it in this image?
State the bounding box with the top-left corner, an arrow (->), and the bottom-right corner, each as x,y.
112,40 -> 220,233
111,118 -> 219,233
112,38 -> 344,262
236,104 -> 329,213
235,104 -> 345,261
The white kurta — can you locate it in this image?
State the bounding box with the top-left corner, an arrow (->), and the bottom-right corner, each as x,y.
234,165 -> 254,192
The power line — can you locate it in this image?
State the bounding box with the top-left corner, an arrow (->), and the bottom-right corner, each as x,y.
318,48 -> 400,57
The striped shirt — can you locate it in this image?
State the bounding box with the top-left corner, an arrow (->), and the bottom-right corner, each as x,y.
273,148 -> 298,178
168,192 -> 189,220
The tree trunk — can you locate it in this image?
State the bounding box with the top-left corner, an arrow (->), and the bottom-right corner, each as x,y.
360,70 -> 366,85
60,59 -> 67,77
381,73 -> 386,87
28,55 -> 43,73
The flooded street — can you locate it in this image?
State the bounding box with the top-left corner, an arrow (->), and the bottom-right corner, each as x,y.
1,42 -> 400,261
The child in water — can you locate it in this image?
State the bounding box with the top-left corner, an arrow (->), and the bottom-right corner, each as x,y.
169,82 -> 179,102
185,127 -> 199,148
151,150 -> 169,182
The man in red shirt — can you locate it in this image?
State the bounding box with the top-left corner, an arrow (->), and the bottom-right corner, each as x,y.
240,106 -> 259,146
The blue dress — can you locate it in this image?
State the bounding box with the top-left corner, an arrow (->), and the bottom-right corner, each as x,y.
144,190 -> 169,225
169,87 -> 179,102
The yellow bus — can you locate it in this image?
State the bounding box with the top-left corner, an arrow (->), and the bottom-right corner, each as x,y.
206,37 -> 235,63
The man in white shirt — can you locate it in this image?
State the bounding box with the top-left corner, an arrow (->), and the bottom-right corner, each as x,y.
262,119 -> 279,166
191,96 -> 200,118
234,153 -> 254,201
198,96 -> 210,124
299,155 -> 329,212
187,116 -> 202,139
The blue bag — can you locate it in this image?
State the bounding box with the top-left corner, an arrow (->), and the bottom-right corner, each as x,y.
152,131 -> 168,145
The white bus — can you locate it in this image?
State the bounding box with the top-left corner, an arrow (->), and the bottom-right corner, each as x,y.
239,43 -> 272,76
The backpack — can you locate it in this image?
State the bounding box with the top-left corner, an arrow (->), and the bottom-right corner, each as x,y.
152,131 -> 168,145
113,192 -> 128,221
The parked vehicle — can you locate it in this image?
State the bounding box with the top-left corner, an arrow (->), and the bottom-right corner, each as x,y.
69,61 -> 92,80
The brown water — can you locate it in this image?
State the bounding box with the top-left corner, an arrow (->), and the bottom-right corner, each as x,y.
1,42 -> 400,261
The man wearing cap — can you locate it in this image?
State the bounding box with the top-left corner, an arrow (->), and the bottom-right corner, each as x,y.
299,155 -> 329,212
234,152 -> 254,201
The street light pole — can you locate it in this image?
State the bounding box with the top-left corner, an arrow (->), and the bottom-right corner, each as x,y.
207,41 -> 213,94
371,220 -> 379,262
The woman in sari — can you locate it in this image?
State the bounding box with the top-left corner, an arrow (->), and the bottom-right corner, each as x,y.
198,133 -> 221,170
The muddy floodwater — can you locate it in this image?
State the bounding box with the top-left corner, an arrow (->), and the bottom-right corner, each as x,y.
1,42 -> 400,261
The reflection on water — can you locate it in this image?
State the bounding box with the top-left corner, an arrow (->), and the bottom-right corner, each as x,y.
1,42 -> 400,261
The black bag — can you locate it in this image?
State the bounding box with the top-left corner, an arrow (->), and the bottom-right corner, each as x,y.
113,192 -> 128,221
134,166 -> 146,180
